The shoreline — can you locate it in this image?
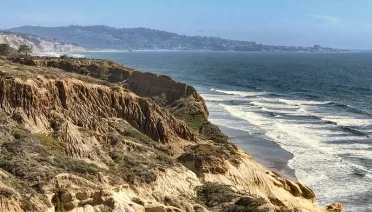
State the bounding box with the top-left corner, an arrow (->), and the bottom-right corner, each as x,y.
218,125 -> 297,181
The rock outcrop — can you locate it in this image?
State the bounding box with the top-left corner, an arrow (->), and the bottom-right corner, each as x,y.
0,56 -> 343,212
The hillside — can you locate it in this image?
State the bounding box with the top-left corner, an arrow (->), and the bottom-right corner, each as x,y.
8,25 -> 258,50
0,31 -> 86,52
0,55 -> 344,212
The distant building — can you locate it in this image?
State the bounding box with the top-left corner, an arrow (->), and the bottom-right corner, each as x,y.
314,45 -> 322,51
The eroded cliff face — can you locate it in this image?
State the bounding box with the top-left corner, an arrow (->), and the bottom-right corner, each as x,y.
0,33 -> 86,52
0,57 -> 343,212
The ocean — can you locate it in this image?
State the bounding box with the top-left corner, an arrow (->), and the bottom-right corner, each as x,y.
82,51 -> 372,211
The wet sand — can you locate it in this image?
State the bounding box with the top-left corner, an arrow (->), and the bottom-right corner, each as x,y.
218,125 -> 297,181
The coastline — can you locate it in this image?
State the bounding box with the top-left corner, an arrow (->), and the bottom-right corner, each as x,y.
218,125 -> 297,181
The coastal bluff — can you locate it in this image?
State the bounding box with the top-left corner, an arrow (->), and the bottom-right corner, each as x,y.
0,56 -> 343,212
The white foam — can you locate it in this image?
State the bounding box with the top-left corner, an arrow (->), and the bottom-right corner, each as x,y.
34,52 -> 86,58
211,88 -> 266,97
278,98 -> 331,106
201,88 -> 372,211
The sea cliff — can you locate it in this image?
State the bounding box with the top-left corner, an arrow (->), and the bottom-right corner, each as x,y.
0,56 -> 343,212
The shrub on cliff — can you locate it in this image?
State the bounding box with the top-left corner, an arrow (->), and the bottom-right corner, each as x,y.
196,182 -> 239,207
18,45 -> 32,56
0,43 -> 11,56
224,196 -> 268,212
59,54 -> 69,59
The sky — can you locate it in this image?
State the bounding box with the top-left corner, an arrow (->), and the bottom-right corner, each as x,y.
2,0 -> 372,49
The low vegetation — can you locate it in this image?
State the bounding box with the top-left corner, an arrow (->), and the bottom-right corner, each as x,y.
196,182 -> 275,212
196,182 -> 239,207
0,43 -> 11,56
178,143 -> 240,175
168,96 -> 208,132
36,133 -> 66,156
17,45 -> 32,56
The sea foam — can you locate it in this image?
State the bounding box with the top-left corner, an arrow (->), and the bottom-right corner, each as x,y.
202,88 -> 372,210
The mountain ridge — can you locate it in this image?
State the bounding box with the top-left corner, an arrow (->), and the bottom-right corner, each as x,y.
8,25 -> 347,52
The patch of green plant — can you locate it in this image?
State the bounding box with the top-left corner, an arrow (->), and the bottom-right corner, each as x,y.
36,133 -> 66,156
223,197 -> 268,212
277,207 -> 300,212
53,156 -> 101,180
153,153 -> 174,166
100,206 -> 113,212
0,139 -> 51,181
195,182 -> 239,207
11,125 -> 29,139
174,112 -> 207,132
199,122 -> 228,143
168,97 -> 208,132
52,187 -> 67,212
20,197 -> 37,212
109,151 -> 157,184
59,54 -> 69,59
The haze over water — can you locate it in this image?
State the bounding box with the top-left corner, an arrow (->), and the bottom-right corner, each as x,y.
83,51 -> 372,211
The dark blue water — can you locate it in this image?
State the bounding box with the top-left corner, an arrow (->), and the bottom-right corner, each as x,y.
82,51 -> 372,211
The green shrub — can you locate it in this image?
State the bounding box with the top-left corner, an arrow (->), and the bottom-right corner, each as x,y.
195,182 -> 239,207
60,54 -> 69,59
109,152 -> 157,184
52,187 -> 67,212
20,197 -> 37,212
53,156 -> 100,179
37,133 -> 66,155
223,197 -> 268,212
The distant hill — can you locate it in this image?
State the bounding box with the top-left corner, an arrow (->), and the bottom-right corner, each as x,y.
8,25 -> 258,50
0,31 -> 86,52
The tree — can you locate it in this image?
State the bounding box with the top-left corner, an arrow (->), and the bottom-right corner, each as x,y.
18,45 -> 32,56
0,43 -> 10,56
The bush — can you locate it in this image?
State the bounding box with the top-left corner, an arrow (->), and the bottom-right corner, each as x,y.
199,122 -> 228,143
195,182 -> 239,207
18,45 -> 32,56
60,54 -> 69,59
0,43 -> 11,56
52,187 -> 67,212
109,152 -> 157,184
37,133 -> 66,156
168,97 -> 208,132
223,197 -> 268,212
53,156 -> 101,179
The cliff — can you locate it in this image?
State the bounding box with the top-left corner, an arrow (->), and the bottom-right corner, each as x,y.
0,32 -> 86,52
0,56 -> 343,212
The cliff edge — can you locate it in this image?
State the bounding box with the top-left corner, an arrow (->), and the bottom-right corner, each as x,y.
0,56 -> 343,212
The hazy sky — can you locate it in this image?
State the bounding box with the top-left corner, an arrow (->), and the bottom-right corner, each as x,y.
2,0 -> 372,49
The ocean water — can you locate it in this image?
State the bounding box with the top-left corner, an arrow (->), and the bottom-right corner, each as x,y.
83,51 -> 372,211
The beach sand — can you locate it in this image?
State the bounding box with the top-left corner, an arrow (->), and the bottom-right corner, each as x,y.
218,125 -> 297,181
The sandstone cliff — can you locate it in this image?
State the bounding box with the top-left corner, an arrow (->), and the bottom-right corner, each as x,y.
0,32 -> 85,53
0,56 -> 343,212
